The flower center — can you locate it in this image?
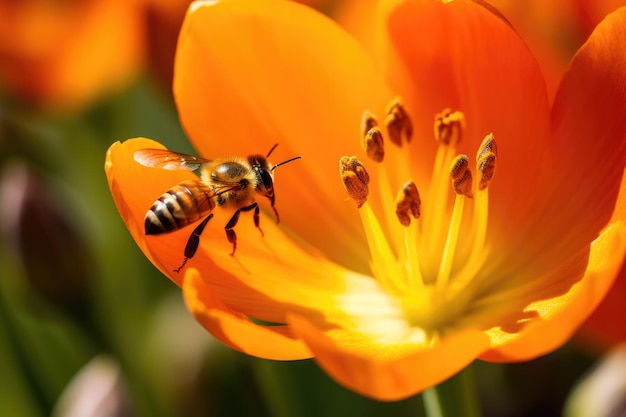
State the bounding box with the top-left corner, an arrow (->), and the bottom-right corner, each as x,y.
340,99 -> 498,332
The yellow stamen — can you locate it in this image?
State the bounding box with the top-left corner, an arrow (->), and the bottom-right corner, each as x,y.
404,221 -> 424,290
453,135 -> 498,289
340,99 -> 499,331
395,181 -> 424,290
436,156 -> 472,293
422,109 -> 465,258
436,192 -> 466,294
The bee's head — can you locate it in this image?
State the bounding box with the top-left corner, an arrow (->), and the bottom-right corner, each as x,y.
248,155 -> 276,203
249,144 -> 301,206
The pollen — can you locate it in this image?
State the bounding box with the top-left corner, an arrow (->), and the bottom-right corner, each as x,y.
395,181 -> 421,227
340,99 -> 499,332
450,155 -> 473,198
476,133 -> 498,190
434,108 -> 465,146
363,128 -> 385,163
339,156 -> 370,208
385,98 -> 413,146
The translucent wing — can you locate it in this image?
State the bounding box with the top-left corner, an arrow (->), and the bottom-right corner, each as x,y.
134,149 -> 212,171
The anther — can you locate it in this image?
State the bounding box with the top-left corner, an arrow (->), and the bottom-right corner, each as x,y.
476,133 -> 497,190
363,127 -> 385,163
361,110 -> 379,138
450,155 -> 473,198
434,108 -> 465,146
476,133 -> 498,160
395,181 -> 421,227
339,156 -> 370,208
385,98 -> 413,146
477,152 -> 496,190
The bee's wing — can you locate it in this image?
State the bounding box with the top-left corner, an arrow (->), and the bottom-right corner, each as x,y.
182,181 -> 219,213
134,149 -> 212,171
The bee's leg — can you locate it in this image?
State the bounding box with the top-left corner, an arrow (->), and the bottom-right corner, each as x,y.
271,205 -> 280,224
267,195 -> 280,224
174,213 -> 213,273
251,203 -> 264,237
225,202 -> 259,256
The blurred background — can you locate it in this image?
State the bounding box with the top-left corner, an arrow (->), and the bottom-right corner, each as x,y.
1,1 -> 625,416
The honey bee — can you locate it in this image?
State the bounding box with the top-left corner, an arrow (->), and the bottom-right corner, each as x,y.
134,144 -> 300,272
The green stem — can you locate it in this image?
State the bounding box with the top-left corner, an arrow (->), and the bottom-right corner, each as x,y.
422,363 -> 481,417
422,387 -> 444,417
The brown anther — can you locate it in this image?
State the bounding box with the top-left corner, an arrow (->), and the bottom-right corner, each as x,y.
434,108 -> 465,146
395,181 -> 421,227
477,152 -> 496,190
361,110 -> 379,139
339,156 -> 370,208
363,127 -> 385,163
450,154 -> 473,198
476,133 -> 498,161
384,98 -> 413,146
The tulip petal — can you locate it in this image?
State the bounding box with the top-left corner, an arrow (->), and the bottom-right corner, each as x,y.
174,0 -> 390,270
531,6 -> 626,264
288,313 -> 490,401
106,138 -> 199,286
182,268 -> 312,360
491,6 -> 626,293
480,220 -> 626,362
106,138 -> 403,328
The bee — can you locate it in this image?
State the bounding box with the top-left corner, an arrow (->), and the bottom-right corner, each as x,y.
134,144 -> 301,272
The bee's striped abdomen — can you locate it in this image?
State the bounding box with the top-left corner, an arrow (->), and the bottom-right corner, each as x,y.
144,181 -> 215,235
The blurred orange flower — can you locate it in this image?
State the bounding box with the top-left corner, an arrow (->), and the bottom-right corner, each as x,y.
0,0 -> 190,112
106,0 -> 626,400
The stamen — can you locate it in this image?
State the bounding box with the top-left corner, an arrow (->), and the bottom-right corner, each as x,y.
435,155 -> 473,292
364,127 -> 385,163
385,98 -> 413,146
434,108 -> 465,146
345,99 -> 500,329
339,156 -> 370,208
450,155 -> 473,198
423,109 -> 465,256
452,136 -> 497,293
360,204 -> 405,295
395,181 -> 421,227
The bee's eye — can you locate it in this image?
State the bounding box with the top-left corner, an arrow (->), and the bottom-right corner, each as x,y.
260,170 -> 274,193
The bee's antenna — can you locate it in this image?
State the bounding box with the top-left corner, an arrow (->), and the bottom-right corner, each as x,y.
271,156 -> 302,171
266,143 -> 279,158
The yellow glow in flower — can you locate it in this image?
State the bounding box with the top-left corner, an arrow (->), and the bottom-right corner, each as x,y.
106,0 -> 626,400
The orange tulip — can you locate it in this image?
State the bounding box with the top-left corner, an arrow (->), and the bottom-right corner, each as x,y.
106,0 -> 626,400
